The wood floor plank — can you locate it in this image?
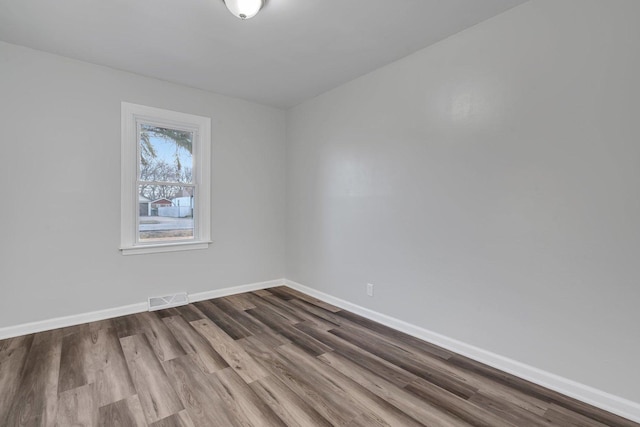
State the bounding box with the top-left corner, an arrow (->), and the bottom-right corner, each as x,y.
295,321 -> 417,388
31,328 -> 64,347
61,318 -> 115,338
0,334 -> 34,360
404,376 -> 517,427
318,350 -> 474,427
56,383 -> 98,427
58,329 -> 91,393
249,375 -> 333,427
58,328 -> 136,407
449,354 -> 639,427
467,391 -> 553,426
190,317 -> 268,383
260,294 -> 316,324
269,286 -> 342,313
247,331 -> 291,350
194,300 -> 253,340
331,323 -> 479,398
150,410 -> 197,427
333,323 -> 553,418
334,309 -> 453,360
0,335 -> 33,426
288,299 -> 344,326
245,295 -> 305,325
120,334 -> 184,424
87,318 -> 116,333
4,337 -> 62,427
544,403 -> 610,427
346,412 -> 391,427
162,354 -> 238,427
98,395 -> 147,427
253,289 -> 273,297
264,295 -> 339,330
223,294 -> 258,311
208,367 -> 287,427
136,312 -> 187,362
469,376 -> 550,418
113,313 -> 143,338
162,315 -> 228,374
264,287 -> 294,300
246,306 -> 332,356
238,336 -> 358,426
91,328 -> 138,407
154,307 -> 182,319
175,305 -> 207,323
281,343 -> 427,427
210,298 -> 290,347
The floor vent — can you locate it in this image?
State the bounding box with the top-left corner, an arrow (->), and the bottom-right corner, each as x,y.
148,292 -> 189,311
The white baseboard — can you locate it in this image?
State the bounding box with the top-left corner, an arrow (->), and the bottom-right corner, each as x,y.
0,278 -> 285,340
0,302 -> 148,340
284,279 -> 640,424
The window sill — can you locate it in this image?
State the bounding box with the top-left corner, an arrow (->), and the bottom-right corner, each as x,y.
120,240 -> 212,256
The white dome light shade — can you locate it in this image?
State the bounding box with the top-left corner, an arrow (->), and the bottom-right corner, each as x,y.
223,0 -> 265,20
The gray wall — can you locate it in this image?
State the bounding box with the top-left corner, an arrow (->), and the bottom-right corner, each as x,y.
0,41 -> 287,328
286,0 -> 640,402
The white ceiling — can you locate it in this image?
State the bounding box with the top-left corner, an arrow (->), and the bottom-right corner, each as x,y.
0,0 -> 527,108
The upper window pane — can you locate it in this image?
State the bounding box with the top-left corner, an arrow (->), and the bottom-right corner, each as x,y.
139,124 -> 193,184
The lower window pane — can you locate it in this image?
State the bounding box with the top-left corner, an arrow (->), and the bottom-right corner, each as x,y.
138,185 -> 194,242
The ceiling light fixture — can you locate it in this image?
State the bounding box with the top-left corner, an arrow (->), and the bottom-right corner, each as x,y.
223,0 -> 265,20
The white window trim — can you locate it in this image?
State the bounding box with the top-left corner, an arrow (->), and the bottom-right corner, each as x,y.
120,102 -> 211,255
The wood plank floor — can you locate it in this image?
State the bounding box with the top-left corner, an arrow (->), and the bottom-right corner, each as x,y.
0,286 -> 636,426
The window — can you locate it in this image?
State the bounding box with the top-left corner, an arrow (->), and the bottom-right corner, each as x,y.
121,102 -> 211,255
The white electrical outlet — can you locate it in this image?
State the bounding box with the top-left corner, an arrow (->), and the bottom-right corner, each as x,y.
366,283 -> 374,297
